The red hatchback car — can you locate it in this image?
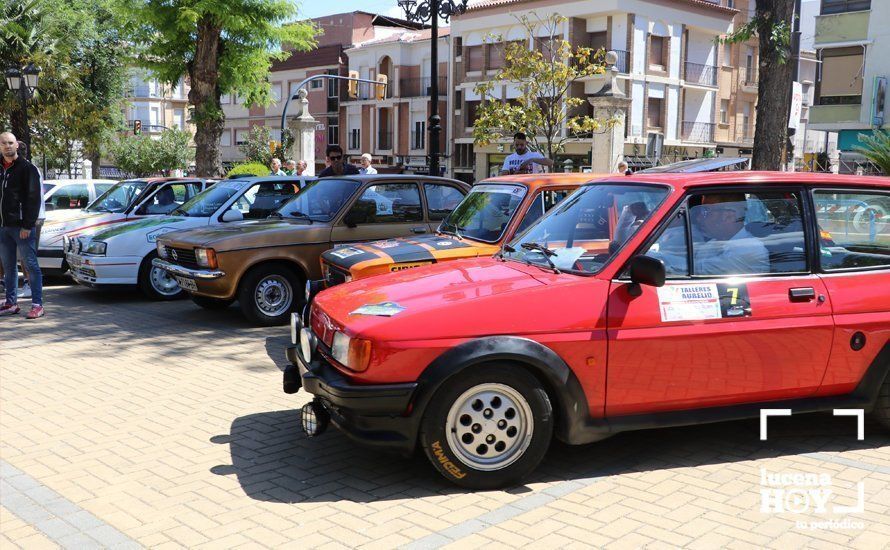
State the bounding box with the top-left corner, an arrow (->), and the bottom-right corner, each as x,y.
285,172 -> 890,489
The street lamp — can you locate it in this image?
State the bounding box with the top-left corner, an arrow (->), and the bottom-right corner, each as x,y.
4,63 -> 41,161
398,0 -> 469,177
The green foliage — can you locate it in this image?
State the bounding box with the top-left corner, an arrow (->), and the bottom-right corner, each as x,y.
238,126 -> 296,166
226,162 -> 270,178
108,129 -> 194,177
472,13 -> 608,161
718,5 -> 792,64
853,130 -> 890,175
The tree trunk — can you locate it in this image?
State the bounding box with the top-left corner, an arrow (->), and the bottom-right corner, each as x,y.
752,0 -> 795,170
89,150 -> 101,178
188,17 -> 224,178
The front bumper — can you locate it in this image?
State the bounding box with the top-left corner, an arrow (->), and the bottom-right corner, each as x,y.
67,253 -> 140,286
285,345 -> 420,453
152,258 -> 225,279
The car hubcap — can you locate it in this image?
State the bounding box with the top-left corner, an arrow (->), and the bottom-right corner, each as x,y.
150,266 -> 181,296
445,383 -> 533,471
255,275 -> 292,317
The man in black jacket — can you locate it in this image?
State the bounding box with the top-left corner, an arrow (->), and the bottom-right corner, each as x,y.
0,131 -> 44,318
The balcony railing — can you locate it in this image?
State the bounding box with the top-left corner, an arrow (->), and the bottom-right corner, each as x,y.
684,62 -> 718,87
410,130 -> 425,150
592,49 -> 629,74
736,122 -> 754,145
399,76 -> 448,98
681,121 -> 716,143
739,67 -> 758,88
377,131 -> 392,150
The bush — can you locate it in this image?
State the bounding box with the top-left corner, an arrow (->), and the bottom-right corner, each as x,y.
227,162 -> 269,178
108,129 -> 194,177
853,130 -> 890,175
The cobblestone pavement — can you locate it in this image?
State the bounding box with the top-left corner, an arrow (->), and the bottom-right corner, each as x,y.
2,282 -> 890,549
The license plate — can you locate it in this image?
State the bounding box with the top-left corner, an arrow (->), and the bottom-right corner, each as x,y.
174,276 -> 197,292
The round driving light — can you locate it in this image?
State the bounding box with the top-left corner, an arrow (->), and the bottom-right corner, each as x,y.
300,327 -> 315,363
305,279 -> 312,303
300,401 -> 330,437
291,312 -> 301,345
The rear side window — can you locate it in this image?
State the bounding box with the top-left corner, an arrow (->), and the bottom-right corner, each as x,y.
424,184 -> 465,221
48,184 -> 90,210
240,182 -> 300,219
814,190 -> 890,270
354,183 -> 422,223
515,189 -> 573,234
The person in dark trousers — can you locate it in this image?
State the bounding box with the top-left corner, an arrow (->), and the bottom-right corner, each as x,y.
0,131 -> 44,318
317,145 -> 360,177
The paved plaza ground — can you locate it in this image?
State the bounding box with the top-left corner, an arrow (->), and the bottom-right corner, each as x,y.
1,281 -> 889,549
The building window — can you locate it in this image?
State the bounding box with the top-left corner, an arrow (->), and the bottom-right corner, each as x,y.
487,42 -> 505,70
327,70 -> 339,97
467,46 -> 484,71
221,130 -> 232,147
535,37 -> 556,59
647,97 -> 663,129
327,116 -> 339,145
349,128 -> 360,150
818,48 -> 864,105
220,94 -> 231,104
720,99 -> 729,124
173,109 -> 185,130
722,42 -> 732,67
149,106 -> 160,127
466,100 -> 481,127
649,35 -> 666,70
454,37 -> 463,58
310,78 -> 323,90
820,0 -> 870,14
455,90 -> 463,112
725,0 -> 735,8
271,83 -> 282,102
235,129 -> 248,145
412,120 -> 426,149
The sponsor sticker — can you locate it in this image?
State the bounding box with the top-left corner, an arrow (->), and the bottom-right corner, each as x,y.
372,240 -> 401,249
435,241 -> 453,247
350,302 -> 406,317
390,262 -> 431,272
657,283 -> 722,322
328,247 -> 364,259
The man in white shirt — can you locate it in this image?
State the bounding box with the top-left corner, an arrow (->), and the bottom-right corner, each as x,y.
359,153 -> 377,175
500,132 -> 553,175
693,193 -> 769,275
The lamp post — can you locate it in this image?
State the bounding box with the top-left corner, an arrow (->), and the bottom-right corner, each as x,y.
397,0 -> 468,177
4,63 -> 41,161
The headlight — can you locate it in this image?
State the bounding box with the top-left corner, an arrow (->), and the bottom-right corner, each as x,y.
331,332 -> 350,366
62,235 -> 70,251
345,275 -> 353,283
157,242 -> 168,259
330,331 -> 371,372
75,238 -> 83,254
300,328 -> 315,363
194,247 -> 217,269
83,241 -> 107,255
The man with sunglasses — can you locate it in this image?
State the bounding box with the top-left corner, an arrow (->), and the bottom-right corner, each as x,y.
318,145 -> 360,178
692,193 -> 768,276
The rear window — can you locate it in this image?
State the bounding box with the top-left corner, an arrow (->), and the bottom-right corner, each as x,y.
814,190 -> 890,271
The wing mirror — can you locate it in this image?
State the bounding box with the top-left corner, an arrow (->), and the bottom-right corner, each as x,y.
221,208 -> 243,222
627,255 -> 665,297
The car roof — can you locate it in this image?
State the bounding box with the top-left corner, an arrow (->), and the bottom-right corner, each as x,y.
589,171 -> 889,190
335,174 -> 469,186
638,157 -> 751,173
43,179 -> 117,184
481,173 -> 613,191
222,175 -> 316,184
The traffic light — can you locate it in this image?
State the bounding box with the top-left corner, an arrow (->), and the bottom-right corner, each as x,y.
348,70 -> 359,98
133,119 -> 142,135
376,74 -> 388,101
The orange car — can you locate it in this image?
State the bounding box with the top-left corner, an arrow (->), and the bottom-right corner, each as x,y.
319,173 -> 607,286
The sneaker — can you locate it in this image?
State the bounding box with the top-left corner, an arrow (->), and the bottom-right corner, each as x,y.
0,302 -> 20,316
26,305 -> 44,319
18,283 -> 31,299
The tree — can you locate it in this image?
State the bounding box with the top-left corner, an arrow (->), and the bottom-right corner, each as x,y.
238,126 -> 295,167
108,129 -> 194,177
120,0 -> 318,178
854,130 -> 890,175
722,0 -> 795,170
472,13 -> 607,162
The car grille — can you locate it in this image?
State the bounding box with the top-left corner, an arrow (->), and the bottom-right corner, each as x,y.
166,246 -> 200,269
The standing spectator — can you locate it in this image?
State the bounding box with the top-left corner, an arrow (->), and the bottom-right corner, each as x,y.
317,145 -> 360,177
500,132 -> 553,175
296,160 -> 308,175
284,159 -> 297,175
0,131 -> 44,318
358,153 -> 377,175
618,160 -> 633,175
15,140 -> 43,299
269,158 -> 286,176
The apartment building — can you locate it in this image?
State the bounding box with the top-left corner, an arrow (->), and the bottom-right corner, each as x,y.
220,11 -> 425,172
341,28 -> 450,174
809,0 -> 886,171
125,69 -> 191,135
449,0 -> 758,180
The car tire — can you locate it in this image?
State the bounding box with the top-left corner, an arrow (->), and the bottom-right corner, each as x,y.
138,251 -> 185,301
419,364 -> 553,490
191,295 -> 234,310
873,372 -> 890,431
238,263 -> 303,326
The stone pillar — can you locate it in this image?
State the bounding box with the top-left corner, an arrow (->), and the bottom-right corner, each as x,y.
287,89 -> 318,176
588,52 -> 632,174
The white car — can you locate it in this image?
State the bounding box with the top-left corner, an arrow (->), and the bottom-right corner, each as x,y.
42,179 -> 117,214
66,176 -> 312,300
39,177 -> 211,272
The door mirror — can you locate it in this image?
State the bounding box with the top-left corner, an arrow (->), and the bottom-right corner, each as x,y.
45,201 -> 55,212
627,255 -> 665,297
221,208 -> 243,223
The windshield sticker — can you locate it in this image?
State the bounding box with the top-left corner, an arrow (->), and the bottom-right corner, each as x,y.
657,283 -> 722,322
471,184 -> 526,195
548,247 -> 586,270
328,247 -> 364,259
350,302 -> 406,317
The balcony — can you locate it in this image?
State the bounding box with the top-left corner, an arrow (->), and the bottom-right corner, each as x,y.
410,130 -> 425,150
809,103 -> 862,125
399,76 -> 448,98
377,131 -> 392,150
681,121 -> 716,143
815,8 -> 870,46
738,67 -> 758,91
735,122 -> 754,145
684,62 -> 718,87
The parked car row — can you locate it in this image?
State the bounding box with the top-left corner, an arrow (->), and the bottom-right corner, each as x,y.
51,170 -> 890,490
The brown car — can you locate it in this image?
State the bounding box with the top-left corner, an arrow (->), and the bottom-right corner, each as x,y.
153,175 -> 469,325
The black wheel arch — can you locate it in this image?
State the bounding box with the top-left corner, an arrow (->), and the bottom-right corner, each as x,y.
412,336 -> 596,446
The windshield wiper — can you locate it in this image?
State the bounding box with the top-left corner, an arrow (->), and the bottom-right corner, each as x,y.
520,242 -> 560,273
284,210 -> 313,223
171,207 -> 188,217
268,212 -> 283,219
495,243 -> 515,261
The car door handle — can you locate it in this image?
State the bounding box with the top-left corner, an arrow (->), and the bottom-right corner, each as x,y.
789,287 -> 816,301
411,227 -> 427,234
